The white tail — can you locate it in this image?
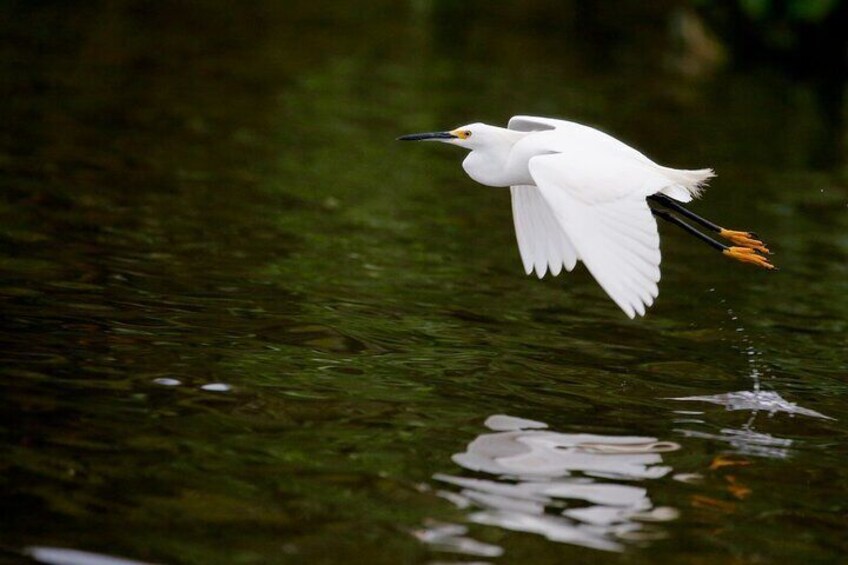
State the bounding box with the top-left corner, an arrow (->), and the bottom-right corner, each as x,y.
658,167 -> 715,202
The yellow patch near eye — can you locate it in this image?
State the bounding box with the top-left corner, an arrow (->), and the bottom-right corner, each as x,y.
452,129 -> 470,139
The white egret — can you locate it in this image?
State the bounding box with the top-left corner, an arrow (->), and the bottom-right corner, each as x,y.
399,116 -> 773,318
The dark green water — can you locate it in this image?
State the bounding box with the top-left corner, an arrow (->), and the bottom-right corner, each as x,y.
2,2 -> 847,564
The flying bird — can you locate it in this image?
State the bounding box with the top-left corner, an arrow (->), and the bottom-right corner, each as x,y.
398,116 -> 774,318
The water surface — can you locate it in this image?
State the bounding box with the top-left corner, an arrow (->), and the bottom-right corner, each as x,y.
1,2 -> 847,564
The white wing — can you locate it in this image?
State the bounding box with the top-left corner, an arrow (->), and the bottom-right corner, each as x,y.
508,115 -> 563,132
510,185 -> 579,279
527,152 -> 669,318
509,115 -> 647,161
510,115 -> 714,203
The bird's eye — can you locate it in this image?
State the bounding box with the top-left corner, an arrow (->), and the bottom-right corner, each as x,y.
464,130 -> 472,137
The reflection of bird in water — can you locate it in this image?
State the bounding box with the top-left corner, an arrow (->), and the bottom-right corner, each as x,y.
419,415 -> 681,556
399,116 -> 774,318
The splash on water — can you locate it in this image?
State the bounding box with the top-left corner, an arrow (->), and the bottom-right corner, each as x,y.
676,426 -> 794,459
673,390 -> 833,420
668,306 -> 834,460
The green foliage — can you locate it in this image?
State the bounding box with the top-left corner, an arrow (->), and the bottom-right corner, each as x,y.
739,0 -> 841,21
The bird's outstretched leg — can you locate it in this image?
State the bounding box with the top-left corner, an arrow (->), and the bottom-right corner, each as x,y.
651,208 -> 776,270
648,194 -> 770,254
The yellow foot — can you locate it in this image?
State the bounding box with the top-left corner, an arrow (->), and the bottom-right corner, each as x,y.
720,229 -> 770,254
722,246 -> 776,270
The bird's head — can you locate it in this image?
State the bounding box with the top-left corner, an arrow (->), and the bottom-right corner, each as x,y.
397,123 -> 499,150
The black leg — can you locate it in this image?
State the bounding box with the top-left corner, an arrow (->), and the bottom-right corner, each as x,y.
650,207 -> 776,270
651,209 -> 726,251
648,194 -> 721,233
648,194 -> 769,253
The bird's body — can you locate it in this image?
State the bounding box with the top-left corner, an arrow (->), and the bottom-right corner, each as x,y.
399,116 -> 773,318
458,118 -> 709,198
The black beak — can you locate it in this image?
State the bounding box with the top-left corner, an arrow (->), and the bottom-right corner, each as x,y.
397,131 -> 457,141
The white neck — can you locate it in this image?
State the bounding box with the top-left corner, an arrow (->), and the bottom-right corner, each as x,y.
461,128 -> 529,187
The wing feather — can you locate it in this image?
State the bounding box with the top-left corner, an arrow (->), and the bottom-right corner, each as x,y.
511,188 -> 535,275
510,185 -> 578,279
527,153 -> 665,318
574,200 -> 659,314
